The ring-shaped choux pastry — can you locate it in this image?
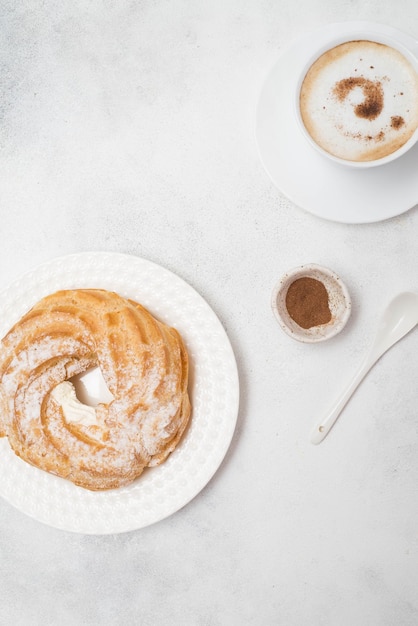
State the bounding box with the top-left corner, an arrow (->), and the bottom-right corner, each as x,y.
0,289 -> 191,490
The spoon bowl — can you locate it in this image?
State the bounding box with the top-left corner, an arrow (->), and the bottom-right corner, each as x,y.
311,292 -> 418,444
369,292 -> 418,358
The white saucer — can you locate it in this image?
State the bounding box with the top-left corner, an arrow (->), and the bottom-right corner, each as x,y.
256,21 -> 418,224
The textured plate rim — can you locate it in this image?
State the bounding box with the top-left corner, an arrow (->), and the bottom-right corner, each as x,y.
0,252 -> 240,534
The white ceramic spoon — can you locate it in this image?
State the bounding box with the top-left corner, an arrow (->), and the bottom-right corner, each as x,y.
311,292 -> 418,444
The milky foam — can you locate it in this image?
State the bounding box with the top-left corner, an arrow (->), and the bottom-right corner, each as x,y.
300,40 -> 418,162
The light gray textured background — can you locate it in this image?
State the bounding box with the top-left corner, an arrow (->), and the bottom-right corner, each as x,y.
1,1 -> 418,625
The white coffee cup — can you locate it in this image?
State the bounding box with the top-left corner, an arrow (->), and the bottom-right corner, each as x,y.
295,25 -> 418,168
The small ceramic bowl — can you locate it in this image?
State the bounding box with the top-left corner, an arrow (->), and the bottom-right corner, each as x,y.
271,264 -> 351,343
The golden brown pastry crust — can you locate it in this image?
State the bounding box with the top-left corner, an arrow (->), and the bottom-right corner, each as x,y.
0,289 -> 191,490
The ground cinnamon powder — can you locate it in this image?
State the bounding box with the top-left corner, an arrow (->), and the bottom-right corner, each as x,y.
285,277 -> 332,329
333,77 -> 383,121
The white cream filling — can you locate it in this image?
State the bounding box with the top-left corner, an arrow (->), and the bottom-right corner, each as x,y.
51,381 -> 99,427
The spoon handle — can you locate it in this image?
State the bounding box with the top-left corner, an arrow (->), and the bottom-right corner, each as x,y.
310,358 -> 373,444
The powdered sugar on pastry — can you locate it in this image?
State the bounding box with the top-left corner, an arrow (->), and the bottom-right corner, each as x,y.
0,289 -> 191,490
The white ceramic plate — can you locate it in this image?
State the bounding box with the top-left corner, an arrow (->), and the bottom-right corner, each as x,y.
256,21 -> 418,223
0,252 -> 239,534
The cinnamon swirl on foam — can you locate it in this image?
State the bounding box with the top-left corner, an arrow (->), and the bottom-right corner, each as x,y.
300,40 -> 418,162
0,289 -> 191,491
